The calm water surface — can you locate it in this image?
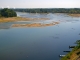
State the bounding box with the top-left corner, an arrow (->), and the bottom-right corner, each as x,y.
0,12 -> 80,60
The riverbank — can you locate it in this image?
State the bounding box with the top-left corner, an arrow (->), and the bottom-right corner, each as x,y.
68,14 -> 80,17
61,40 -> 80,60
0,17 -> 49,23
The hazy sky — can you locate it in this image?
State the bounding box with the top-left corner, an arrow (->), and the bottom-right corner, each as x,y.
0,0 -> 80,8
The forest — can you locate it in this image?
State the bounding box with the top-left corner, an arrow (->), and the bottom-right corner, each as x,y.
0,8 -> 17,17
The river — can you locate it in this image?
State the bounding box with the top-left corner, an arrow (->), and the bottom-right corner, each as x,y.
0,12 -> 80,60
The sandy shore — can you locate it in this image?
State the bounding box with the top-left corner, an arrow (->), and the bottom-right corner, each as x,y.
68,14 -> 80,17
0,17 -> 49,23
12,22 -> 59,27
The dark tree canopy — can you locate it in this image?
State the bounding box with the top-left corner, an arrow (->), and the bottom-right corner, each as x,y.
13,8 -> 80,13
0,11 -> 1,17
0,8 -> 17,17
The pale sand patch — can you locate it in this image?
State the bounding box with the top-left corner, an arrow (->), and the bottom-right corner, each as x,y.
68,14 -> 80,17
0,17 -> 49,23
12,22 -> 59,27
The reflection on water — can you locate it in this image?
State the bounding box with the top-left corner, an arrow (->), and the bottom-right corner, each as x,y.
0,12 -> 80,60
0,23 -> 11,29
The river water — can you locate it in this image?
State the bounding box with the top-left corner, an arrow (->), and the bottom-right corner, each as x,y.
0,12 -> 80,60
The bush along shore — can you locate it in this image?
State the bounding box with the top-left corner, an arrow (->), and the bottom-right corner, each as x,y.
61,40 -> 80,60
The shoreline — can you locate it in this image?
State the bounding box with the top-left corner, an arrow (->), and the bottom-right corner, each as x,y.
61,40 -> 80,60
68,14 -> 80,17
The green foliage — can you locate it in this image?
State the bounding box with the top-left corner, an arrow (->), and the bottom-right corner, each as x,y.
13,8 -> 80,13
0,10 -> 2,17
75,40 -> 80,49
1,8 -> 17,17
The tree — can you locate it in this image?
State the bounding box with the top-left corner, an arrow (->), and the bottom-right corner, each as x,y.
1,8 -> 17,17
0,10 -> 2,17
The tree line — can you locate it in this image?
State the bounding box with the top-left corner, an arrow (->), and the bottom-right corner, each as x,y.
13,8 -> 80,13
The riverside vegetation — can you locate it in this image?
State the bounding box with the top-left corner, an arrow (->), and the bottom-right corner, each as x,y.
61,40 -> 80,60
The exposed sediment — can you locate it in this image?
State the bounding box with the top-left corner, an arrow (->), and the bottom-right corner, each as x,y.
0,17 -> 49,23
12,22 -> 59,27
68,14 -> 80,17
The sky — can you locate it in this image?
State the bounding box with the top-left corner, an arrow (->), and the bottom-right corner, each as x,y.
0,0 -> 80,8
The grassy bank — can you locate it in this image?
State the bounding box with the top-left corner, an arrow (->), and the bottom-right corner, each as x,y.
61,40 -> 80,60
0,17 -> 49,23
